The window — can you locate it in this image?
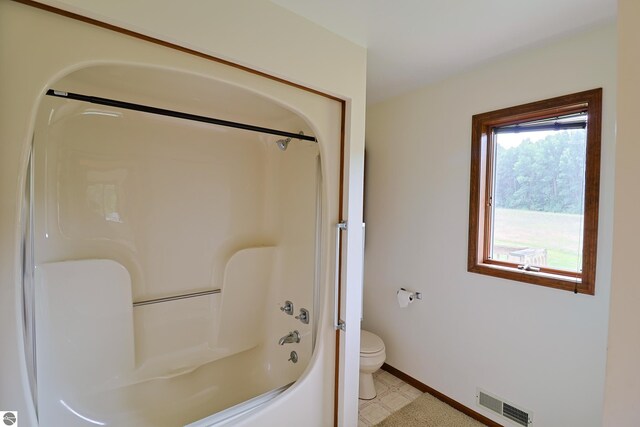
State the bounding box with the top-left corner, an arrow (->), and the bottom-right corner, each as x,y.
468,89 -> 602,294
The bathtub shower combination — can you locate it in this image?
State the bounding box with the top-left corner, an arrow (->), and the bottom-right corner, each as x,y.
23,65 -> 325,426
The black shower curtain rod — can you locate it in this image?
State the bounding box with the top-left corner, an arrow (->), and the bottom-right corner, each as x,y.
45,89 -> 317,142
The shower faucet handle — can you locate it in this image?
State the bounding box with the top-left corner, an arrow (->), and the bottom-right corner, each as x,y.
295,308 -> 309,324
280,300 -> 294,315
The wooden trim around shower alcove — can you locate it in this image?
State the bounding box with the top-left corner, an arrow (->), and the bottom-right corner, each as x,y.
11,1 -> 349,426
11,0 -> 344,103
333,100 -> 347,427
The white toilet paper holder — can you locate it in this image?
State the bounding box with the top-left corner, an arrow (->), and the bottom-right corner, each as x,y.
398,288 -> 422,301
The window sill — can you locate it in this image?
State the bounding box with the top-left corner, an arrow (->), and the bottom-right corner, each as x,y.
468,262 -> 593,295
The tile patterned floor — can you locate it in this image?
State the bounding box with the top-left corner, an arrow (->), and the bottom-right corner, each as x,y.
358,370 -> 423,426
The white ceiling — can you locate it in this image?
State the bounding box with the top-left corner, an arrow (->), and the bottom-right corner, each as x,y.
271,0 -> 617,104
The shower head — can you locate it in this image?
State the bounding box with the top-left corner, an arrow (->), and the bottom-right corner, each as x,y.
274,131 -> 307,151
276,137 -> 290,151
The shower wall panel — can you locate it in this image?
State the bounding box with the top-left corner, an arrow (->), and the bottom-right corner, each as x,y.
260,138 -> 320,381
34,97 -> 270,299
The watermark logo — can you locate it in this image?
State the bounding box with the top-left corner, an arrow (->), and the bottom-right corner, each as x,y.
0,411 -> 17,426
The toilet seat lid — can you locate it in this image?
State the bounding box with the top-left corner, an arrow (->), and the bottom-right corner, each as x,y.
361,330 -> 385,354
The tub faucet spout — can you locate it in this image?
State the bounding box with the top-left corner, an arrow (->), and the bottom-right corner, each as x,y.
278,330 -> 301,345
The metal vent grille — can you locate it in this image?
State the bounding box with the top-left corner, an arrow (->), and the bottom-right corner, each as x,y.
479,391 -> 502,414
503,403 -> 530,427
477,388 -> 532,426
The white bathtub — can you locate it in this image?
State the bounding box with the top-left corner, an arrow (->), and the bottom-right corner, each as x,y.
26,64 -> 323,426
1,3 -> 347,425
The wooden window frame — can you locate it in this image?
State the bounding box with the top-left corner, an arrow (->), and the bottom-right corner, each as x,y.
468,89 -> 602,295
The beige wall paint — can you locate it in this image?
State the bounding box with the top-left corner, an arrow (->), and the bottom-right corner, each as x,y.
365,24 -> 615,427
603,1 -> 640,425
39,0 -> 366,100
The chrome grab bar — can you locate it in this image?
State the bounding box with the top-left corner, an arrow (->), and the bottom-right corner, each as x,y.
133,289 -> 221,307
334,222 -> 347,331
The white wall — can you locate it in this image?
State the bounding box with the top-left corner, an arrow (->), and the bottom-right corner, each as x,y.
603,1 -> 640,425
364,24 -> 616,427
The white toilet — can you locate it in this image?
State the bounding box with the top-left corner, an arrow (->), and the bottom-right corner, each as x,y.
359,329 -> 386,399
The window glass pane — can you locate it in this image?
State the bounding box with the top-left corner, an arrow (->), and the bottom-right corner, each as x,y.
490,129 -> 587,272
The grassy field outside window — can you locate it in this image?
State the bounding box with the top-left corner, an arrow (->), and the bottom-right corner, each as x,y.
492,208 -> 582,271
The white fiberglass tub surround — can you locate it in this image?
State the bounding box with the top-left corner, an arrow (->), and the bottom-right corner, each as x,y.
27,65 -> 326,426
